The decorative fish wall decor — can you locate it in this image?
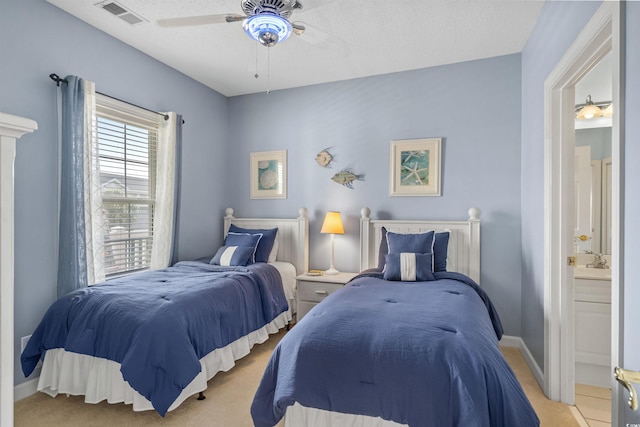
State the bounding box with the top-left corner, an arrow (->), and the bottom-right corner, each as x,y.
331,169 -> 365,189
315,147 -> 334,168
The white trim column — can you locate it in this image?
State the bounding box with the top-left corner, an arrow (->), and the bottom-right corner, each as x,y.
543,1 -> 619,413
0,113 -> 37,427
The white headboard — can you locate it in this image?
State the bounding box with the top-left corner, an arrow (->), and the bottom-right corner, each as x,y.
223,208 -> 309,275
359,207 -> 481,283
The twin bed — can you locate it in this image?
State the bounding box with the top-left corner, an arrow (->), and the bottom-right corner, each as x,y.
21,207 -> 539,426
251,207 -> 539,426
21,207 -> 309,415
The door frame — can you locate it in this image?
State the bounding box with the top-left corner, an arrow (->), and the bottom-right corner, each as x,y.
543,0 -> 623,424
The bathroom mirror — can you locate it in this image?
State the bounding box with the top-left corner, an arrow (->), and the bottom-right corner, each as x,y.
574,52 -> 612,255
574,128 -> 612,255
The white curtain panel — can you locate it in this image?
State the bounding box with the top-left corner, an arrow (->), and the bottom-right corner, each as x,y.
150,112 -> 177,270
81,80 -> 106,285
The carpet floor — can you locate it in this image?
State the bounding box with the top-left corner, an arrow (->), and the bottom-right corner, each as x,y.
14,330 -> 578,426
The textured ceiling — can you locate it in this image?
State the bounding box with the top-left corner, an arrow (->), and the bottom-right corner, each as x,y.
46,0 -> 546,97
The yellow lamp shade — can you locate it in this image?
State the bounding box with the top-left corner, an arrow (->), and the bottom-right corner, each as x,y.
321,211 -> 344,235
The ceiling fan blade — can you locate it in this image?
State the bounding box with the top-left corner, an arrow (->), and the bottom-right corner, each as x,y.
292,21 -> 350,55
157,14 -> 245,28
291,21 -> 330,44
224,15 -> 247,23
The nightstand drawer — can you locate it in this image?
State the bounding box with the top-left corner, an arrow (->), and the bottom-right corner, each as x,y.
298,280 -> 344,303
295,272 -> 358,321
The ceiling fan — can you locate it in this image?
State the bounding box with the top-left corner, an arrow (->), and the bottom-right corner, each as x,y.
157,0 -> 322,47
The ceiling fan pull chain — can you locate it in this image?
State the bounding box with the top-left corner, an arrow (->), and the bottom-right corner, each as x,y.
267,46 -> 271,94
254,42 -> 259,79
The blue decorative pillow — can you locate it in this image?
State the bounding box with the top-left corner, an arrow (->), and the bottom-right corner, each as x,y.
210,246 -> 254,266
433,231 -> 450,272
224,232 -> 262,264
386,230 -> 435,267
377,227 -> 388,270
228,225 -> 278,263
383,253 -> 435,281
379,229 -> 450,272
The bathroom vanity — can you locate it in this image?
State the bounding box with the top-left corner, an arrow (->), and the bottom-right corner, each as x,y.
574,262 -> 611,388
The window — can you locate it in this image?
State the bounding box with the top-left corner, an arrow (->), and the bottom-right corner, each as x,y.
96,95 -> 160,276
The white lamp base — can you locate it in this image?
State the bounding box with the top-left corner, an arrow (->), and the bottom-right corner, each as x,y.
325,232 -> 340,275
325,267 -> 340,275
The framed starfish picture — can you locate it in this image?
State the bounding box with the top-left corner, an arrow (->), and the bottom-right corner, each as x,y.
389,138 -> 441,196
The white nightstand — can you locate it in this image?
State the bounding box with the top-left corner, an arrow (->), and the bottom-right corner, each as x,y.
296,272 -> 358,321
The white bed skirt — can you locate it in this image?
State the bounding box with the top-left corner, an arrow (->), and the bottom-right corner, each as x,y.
285,403 -> 407,427
36,309 -> 292,413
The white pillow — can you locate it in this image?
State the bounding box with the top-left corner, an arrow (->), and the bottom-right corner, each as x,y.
268,238 -> 278,263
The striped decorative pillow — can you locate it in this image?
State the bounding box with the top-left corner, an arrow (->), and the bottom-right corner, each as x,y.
210,246 -> 255,266
385,230 -> 435,271
383,253 -> 435,282
224,232 -> 262,264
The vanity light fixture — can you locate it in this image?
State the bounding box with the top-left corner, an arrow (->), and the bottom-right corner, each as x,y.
575,95 -> 612,120
320,211 -> 344,275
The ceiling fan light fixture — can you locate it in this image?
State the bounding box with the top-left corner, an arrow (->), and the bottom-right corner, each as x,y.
243,14 -> 292,47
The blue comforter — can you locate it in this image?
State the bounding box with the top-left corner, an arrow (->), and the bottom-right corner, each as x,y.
251,271 -> 539,427
21,261 -> 288,416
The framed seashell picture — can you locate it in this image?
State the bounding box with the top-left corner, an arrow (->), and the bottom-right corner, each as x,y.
250,150 -> 287,199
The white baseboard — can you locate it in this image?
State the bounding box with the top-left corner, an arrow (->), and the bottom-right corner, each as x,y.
500,335 -> 544,390
569,406 -> 590,427
14,377 -> 38,401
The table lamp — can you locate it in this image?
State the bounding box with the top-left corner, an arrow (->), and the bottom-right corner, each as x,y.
320,211 -> 344,275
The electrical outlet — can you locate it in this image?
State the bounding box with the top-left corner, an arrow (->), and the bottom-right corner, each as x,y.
21,335 -> 31,353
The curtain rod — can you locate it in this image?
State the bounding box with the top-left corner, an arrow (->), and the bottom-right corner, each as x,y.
49,73 -> 184,124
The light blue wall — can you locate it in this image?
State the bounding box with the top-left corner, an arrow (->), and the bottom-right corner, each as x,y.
520,1 -> 601,369
10,0 -> 609,393
227,55 -> 524,336
1,0 -> 229,385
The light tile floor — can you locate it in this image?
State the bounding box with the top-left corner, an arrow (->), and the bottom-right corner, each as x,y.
575,383 -> 611,427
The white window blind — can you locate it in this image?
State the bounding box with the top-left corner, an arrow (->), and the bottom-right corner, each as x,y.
96,95 -> 160,276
